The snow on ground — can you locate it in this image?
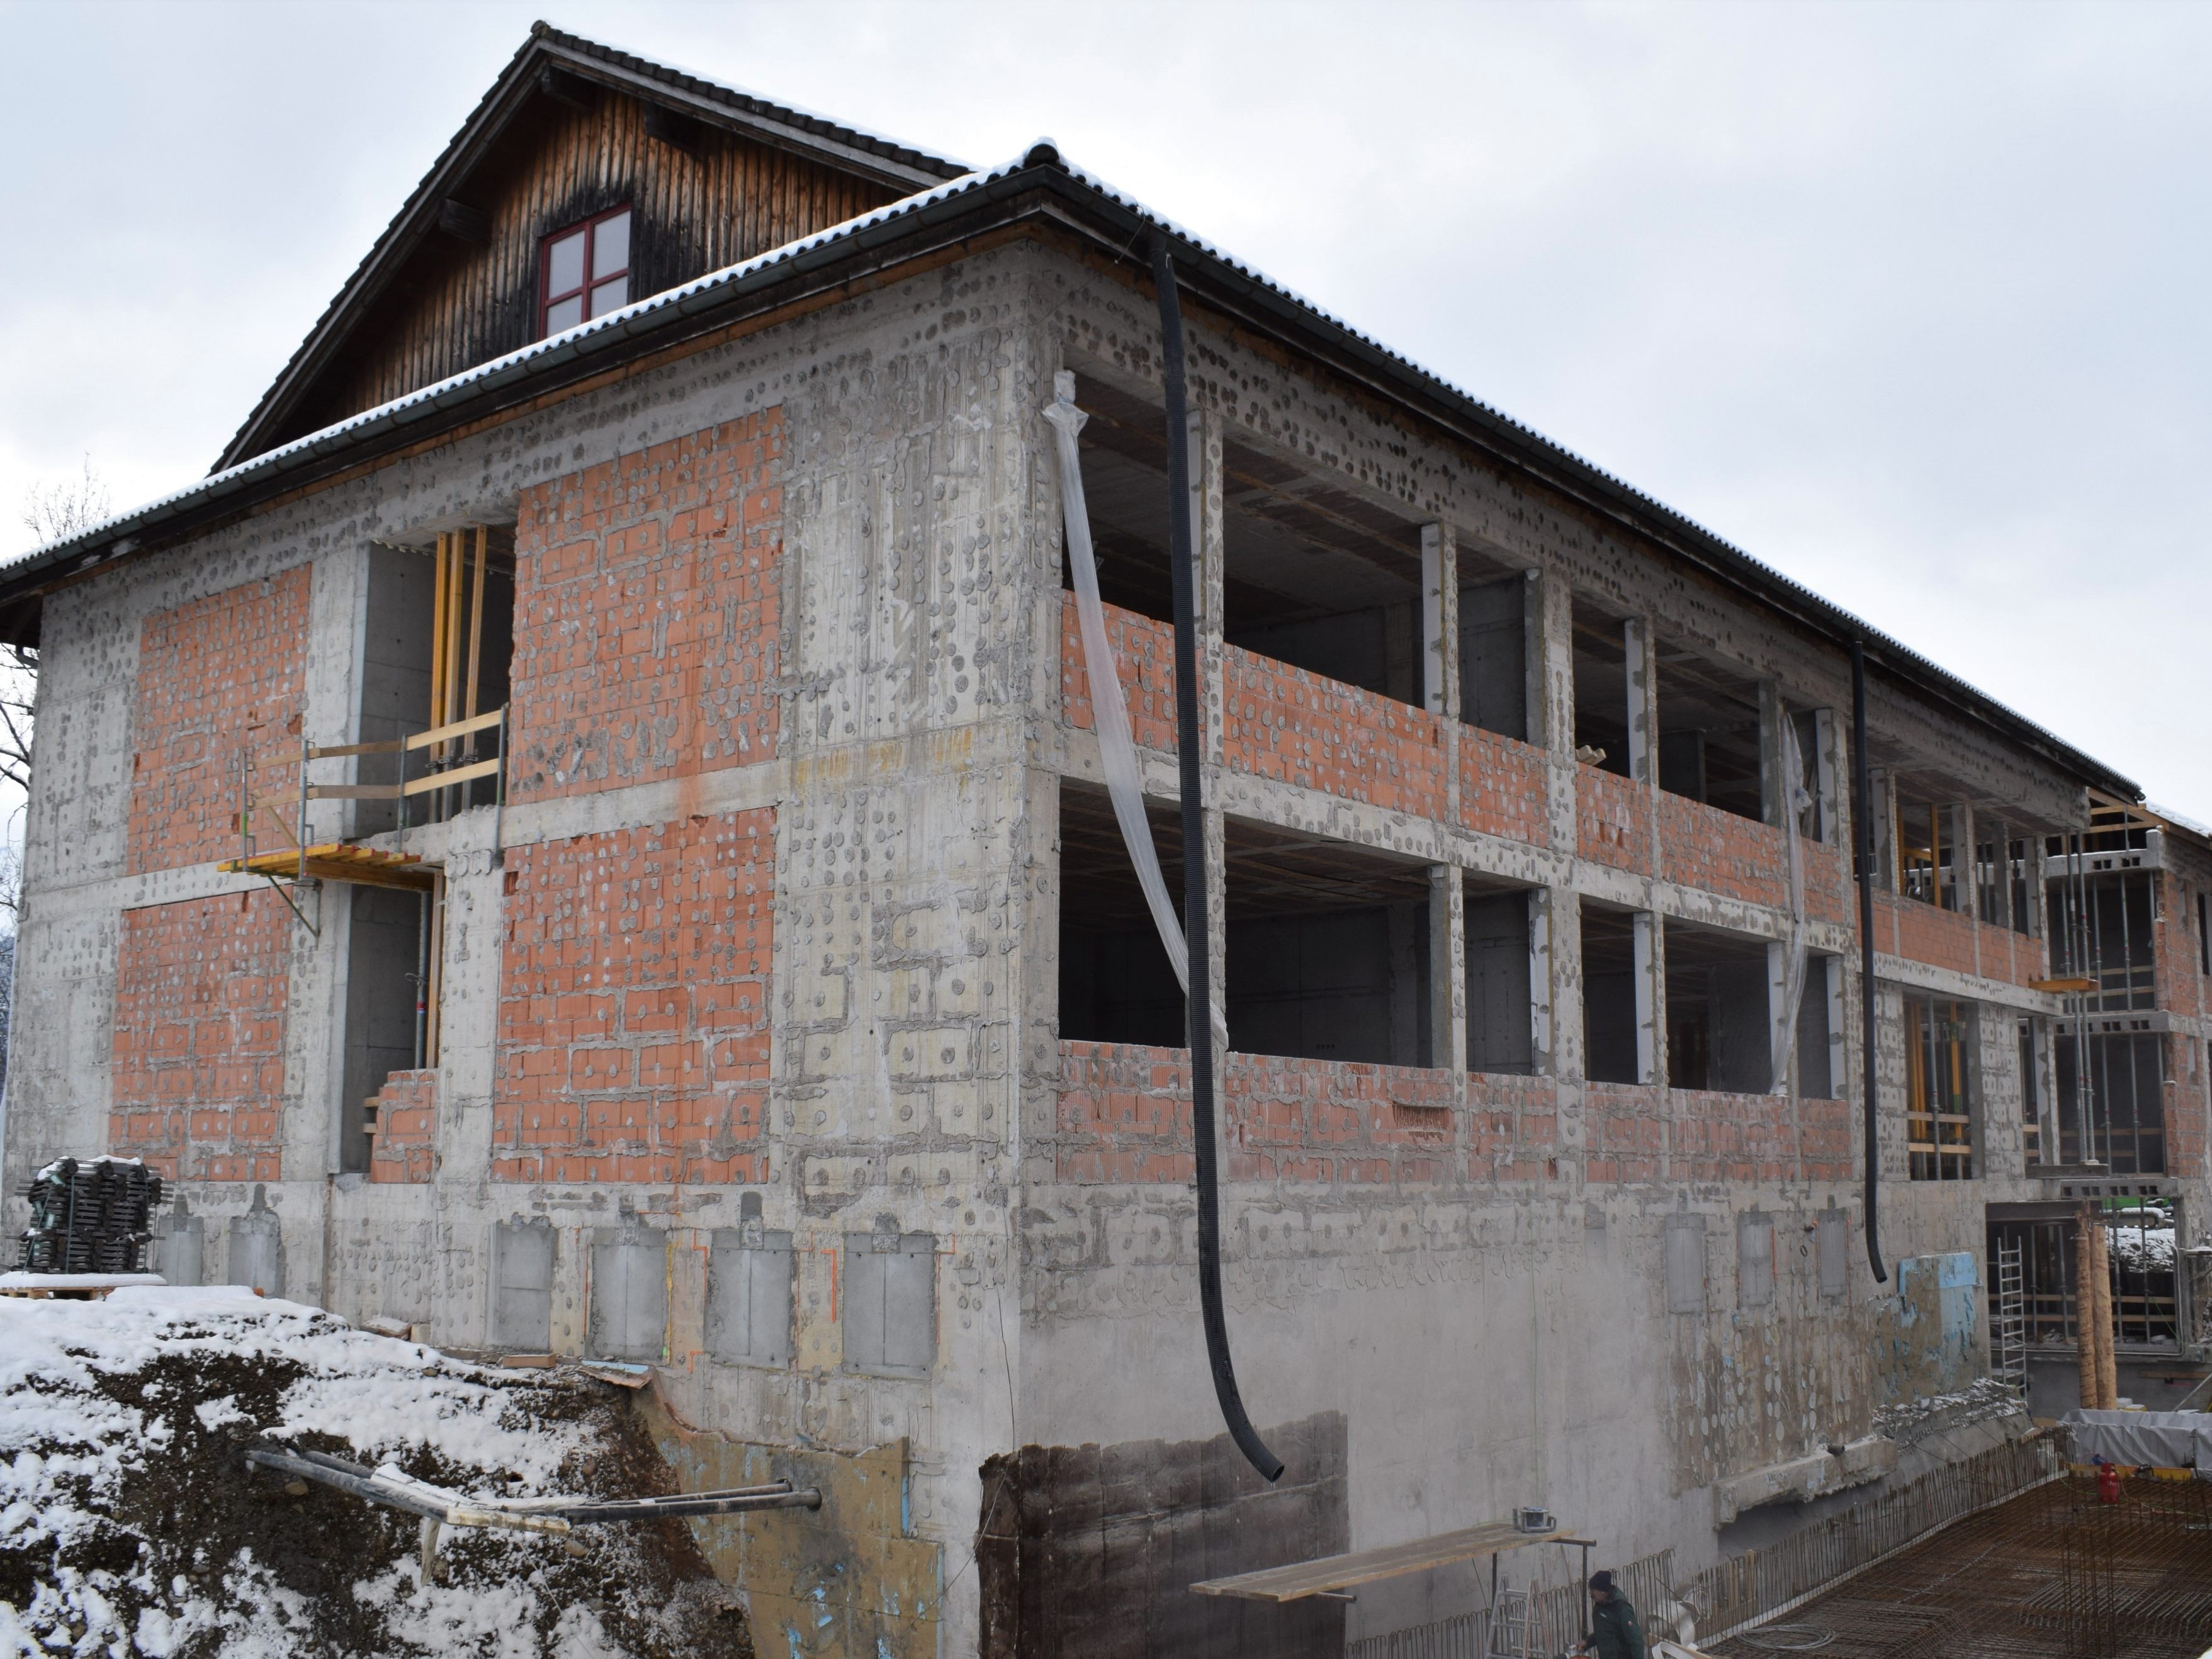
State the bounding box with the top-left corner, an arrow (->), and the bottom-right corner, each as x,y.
0,1286 -> 739,1658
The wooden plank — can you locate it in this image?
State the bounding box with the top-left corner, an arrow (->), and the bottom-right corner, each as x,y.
307,783 -> 405,801
401,756 -> 500,796
405,707 -> 505,751
307,738 -> 407,759
1190,1521 -> 1566,1603
465,524 -> 487,723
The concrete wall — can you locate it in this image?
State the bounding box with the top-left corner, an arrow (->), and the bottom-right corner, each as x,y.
6,235 -> 2205,1656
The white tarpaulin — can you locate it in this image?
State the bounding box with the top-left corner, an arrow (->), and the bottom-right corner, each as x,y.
2059,1409 -> 2212,1475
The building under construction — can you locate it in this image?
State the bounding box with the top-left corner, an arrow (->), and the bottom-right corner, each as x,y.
4,25 -> 2210,1657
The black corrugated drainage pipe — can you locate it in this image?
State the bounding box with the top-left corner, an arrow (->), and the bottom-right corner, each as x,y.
1851,641 -> 1889,1285
1153,240 -> 1285,1483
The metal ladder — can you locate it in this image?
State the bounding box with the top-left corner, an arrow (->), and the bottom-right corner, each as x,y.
1486,1587 -> 1532,1658
1994,1237 -> 2029,1395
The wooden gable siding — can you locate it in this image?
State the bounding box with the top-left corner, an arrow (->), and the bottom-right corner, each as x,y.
302,91 -> 899,439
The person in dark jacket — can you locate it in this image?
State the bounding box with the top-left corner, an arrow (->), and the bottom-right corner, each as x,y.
1581,1570 -> 1647,1659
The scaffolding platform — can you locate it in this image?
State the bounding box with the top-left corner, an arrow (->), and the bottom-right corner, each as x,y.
217,843 -> 435,891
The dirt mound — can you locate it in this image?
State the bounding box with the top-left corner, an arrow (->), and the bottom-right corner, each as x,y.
0,1286 -> 749,1658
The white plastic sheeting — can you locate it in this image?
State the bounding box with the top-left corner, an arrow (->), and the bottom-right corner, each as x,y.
1044,372 -> 1227,1055
2058,1409 -> 2212,1476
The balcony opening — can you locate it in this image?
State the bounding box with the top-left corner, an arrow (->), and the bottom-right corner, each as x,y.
359,528 -> 515,831
1654,642 -> 1766,822
2048,869 -> 2155,1011
1570,602 -> 1630,778
1457,545 -> 1528,742
1465,877 -> 1535,1075
1057,782 -> 1187,1050
1058,370 -> 1425,707
1057,784 -> 1437,1066
1581,904 -> 1641,1084
1664,919 -> 1773,1094
338,886 -> 431,1174
1905,993 -> 1977,1179
1222,819 -> 1432,1066
2056,1031 -> 2166,1174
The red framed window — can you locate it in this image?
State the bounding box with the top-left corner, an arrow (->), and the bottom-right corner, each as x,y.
539,206 -> 631,336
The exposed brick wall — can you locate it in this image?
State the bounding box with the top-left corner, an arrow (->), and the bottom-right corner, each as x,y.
1671,1088 -> 1797,1184
1577,766 -> 1651,874
366,1069 -> 436,1183
110,891 -> 290,1181
1058,594 -> 1178,751
1220,645 -> 1447,818
1653,794 -> 1858,921
494,809 -> 774,1183
1877,893 -> 2041,986
508,413 -> 782,803
1585,1083 -> 1664,1184
2153,874 -> 2206,1021
1058,1042 -> 1554,1186
128,567 -> 311,875
1460,728 -> 1549,846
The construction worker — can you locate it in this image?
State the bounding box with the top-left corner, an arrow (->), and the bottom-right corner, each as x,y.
1579,1570 -> 1647,1659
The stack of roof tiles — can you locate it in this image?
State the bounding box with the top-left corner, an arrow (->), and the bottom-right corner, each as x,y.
13,1157 -> 164,1274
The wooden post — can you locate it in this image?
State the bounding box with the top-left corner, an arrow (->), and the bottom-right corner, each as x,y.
464,524 -> 488,723
2092,1215 -> 2119,1409
2075,1203 -> 2100,1410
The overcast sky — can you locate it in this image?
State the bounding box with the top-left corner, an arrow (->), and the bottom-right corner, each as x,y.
1,1 -> 2206,814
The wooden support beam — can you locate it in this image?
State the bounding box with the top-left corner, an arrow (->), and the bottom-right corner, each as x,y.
435,199 -> 490,246
464,524 -> 487,723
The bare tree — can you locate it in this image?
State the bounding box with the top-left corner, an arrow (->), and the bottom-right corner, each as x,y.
5,457 -> 110,797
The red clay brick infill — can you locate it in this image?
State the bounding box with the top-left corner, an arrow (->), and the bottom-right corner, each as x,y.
366,1069 -> 436,1183
509,411 -> 782,803
1059,594 -> 1178,752
128,566 -> 310,875
1059,1042 -> 1554,1186
1221,643 -> 1447,818
110,891 -> 290,1182
1878,892 -> 2043,988
494,808 -> 773,1183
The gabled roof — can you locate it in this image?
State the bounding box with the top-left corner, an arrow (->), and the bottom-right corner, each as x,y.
3,135 -> 2144,807
212,21 -> 968,473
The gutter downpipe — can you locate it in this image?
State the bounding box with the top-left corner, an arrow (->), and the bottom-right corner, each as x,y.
1154,240 -> 1284,1483
1851,640 -> 1888,1284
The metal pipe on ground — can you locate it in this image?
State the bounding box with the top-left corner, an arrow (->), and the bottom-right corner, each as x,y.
1153,239 -> 1282,1485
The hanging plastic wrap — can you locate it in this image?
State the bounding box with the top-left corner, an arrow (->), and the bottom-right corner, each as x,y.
1042,372 -> 1227,1055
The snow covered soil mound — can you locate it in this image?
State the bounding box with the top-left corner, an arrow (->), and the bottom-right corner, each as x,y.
0,1286 -> 747,1658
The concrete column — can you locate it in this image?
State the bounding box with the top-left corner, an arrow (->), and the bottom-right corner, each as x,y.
1204,804 -> 1229,1087
1530,568 -> 1579,855
1759,679 -> 1785,828
1812,707 -> 1841,845
1530,567 -> 1574,756
1768,940 -> 1793,1097
1634,910 -> 1664,1086
1422,524 -> 1465,1076
1422,524 -> 1460,720
1431,867 -> 1467,1072
1532,884 -> 1582,1080
1193,408 -> 1225,763
1624,618 -> 1657,787
1987,816 -> 2014,931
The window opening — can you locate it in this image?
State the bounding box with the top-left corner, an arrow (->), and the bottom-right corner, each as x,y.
1895,797 -> 1955,909
1053,371 -> 1427,708
1056,784 -> 1437,1067
1653,643 -> 1766,822
1465,881 -> 1534,1075
1988,1210 -> 2176,1349
2056,1031 -> 2165,1174
1569,604 -> 1630,777
1457,565 -> 1527,741
1796,958 -> 1835,1098
2048,869 -> 2156,1011
1975,824 -> 2010,926
1905,994 -> 1975,1179
1664,920 -> 1773,1093
1581,905 -> 1640,1085
541,205 -> 632,335
2007,838 -> 2036,936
